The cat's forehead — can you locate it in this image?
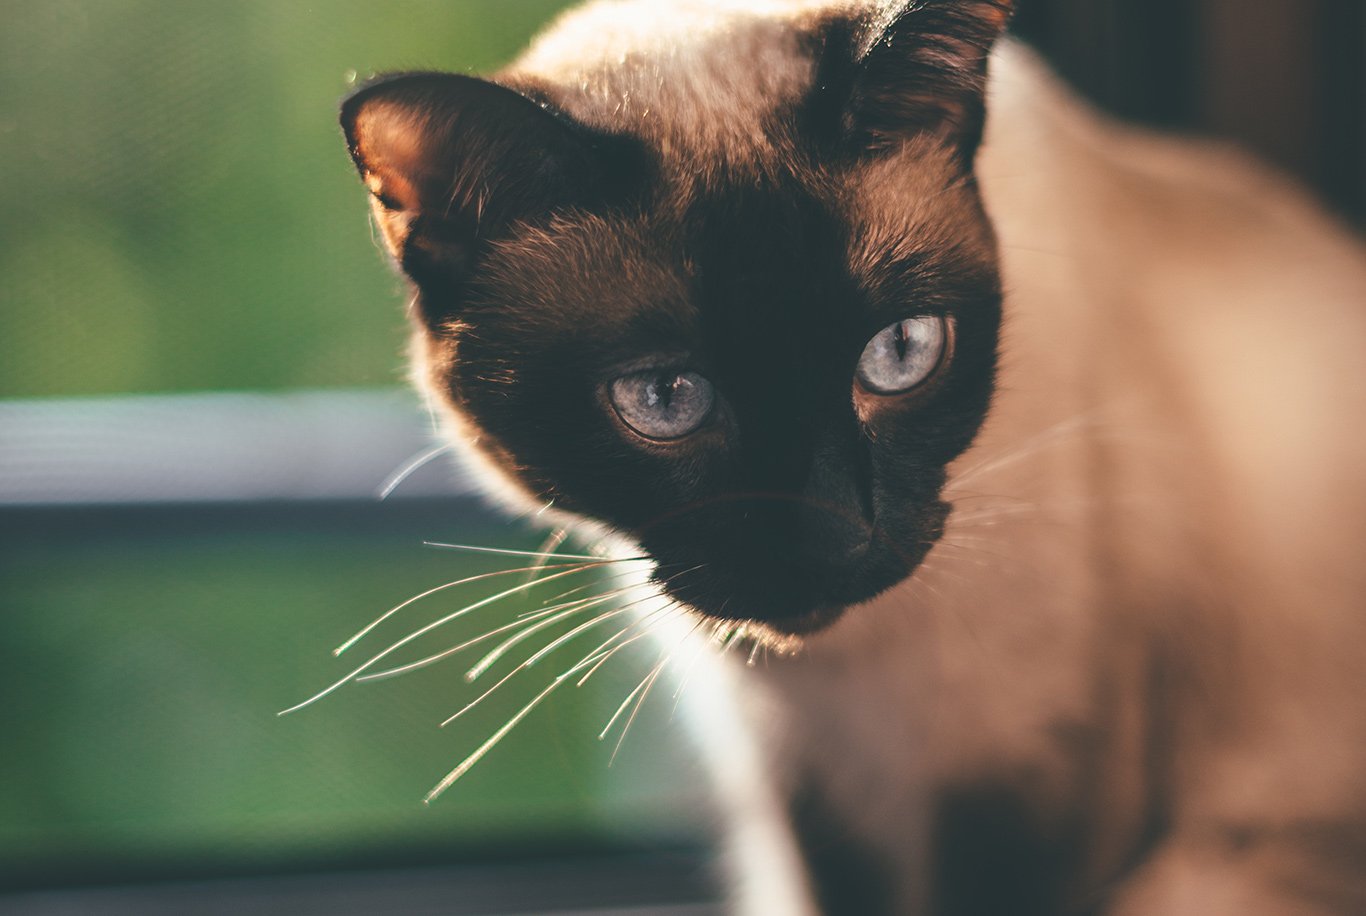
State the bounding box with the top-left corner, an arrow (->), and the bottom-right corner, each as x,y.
476,212 -> 696,333
506,0 -> 875,174
471,140 -> 991,361
497,0 -> 990,275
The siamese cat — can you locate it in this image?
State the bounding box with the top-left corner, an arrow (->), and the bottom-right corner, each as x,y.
336,0 -> 1366,912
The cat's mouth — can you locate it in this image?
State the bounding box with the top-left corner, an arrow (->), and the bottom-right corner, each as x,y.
642,501 -> 948,637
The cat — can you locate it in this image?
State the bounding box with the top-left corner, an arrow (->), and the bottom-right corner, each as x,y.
336,0 -> 1366,912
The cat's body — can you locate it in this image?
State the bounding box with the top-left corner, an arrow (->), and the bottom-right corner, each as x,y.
658,42 -> 1366,914
339,1 -> 1366,912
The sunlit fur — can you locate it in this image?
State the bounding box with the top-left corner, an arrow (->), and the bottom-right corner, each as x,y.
336,1 -> 1366,913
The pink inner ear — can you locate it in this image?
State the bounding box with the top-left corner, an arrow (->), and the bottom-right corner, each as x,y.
980,0 -> 1013,32
353,102 -> 436,213
340,71 -> 621,292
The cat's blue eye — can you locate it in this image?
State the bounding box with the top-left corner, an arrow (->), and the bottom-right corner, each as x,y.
856,316 -> 948,395
609,370 -> 715,440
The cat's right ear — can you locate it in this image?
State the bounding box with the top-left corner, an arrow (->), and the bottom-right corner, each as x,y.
341,73 -> 602,308
818,0 -> 1014,164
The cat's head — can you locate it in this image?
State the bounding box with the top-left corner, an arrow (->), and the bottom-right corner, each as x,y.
342,0 -> 1011,639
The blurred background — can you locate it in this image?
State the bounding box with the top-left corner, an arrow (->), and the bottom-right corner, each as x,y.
0,1 -> 1361,913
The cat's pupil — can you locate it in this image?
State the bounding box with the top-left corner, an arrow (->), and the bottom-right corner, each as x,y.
647,375 -> 675,409
893,321 -> 908,360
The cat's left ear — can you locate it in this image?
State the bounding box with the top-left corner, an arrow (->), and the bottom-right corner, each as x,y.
843,0 -> 1014,161
341,72 -> 609,307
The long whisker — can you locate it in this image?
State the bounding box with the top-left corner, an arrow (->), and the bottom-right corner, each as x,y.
522,603 -> 638,668
279,563 -> 607,716
440,596 -> 661,726
575,605 -> 678,687
531,568 -> 696,674
496,566 -> 705,674
518,566 -> 650,618
424,541 -> 649,563
376,443 -> 453,500
948,412 -> 1103,491
422,604 -> 675,803
525,529 -> 569,583
616,616 -> 702,758
425,675 -> 563,803
571,626 -> 637,687
517,581 -> 601,618
606,655 -> 669,766
537,594 -> 680,684
933,536 -> 1016,565
465,592 -> 626,681
670,619 -> 711,717
332,561 -> 592,657
916,554 -> 978,592
599,653 -> 666,742
353,595 -> 610,684
441,660 -> 532,726
951,503 -> 1039,523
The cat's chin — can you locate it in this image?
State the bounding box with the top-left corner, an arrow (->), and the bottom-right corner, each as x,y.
641,496 -> 950,638
743,603 -> 849,639
671,604 -> 846,657
658,538 -> 930,639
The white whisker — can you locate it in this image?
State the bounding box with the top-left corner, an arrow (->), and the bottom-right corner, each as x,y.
442,597 -> 653,726
600,654 -> 666,742
332,561 -> 591,657
279,563 -> 607,716
442,662 -> 526,726
608,655 -> 669,766
951,504 -> 1039,523
423,603 -> 674,802
423,541 -> 645,562
376,443 -> 453,500
519,566 -> 648,618
717,624 -> 743,656
576,604 -> 678,686
426,675 -> 564,803
933,538 -> 1015,566
525,528 -> 570,582
571,626 -> 637,687
670,620 -> 710,718
523,606 -> 631,667
465,592 -> 625,681
524,584 -> 688,671
354,595 -> 612,684
948,410 -> 1103,490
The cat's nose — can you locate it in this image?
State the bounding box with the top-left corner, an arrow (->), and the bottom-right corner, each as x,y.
796,501 -> 873,577
795,430 -> 874,569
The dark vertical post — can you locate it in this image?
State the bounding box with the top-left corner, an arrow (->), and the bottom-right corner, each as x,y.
1011,0 -> 1363,224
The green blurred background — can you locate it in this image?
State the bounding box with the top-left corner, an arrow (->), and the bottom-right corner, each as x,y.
0,0 -> 573,398
2,0 -> 1359,906
0,1 -> 711,901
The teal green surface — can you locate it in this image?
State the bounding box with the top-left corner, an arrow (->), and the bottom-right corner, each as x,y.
0,515 -> 704,870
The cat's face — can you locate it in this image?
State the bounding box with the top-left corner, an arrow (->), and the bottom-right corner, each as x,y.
343,0 -> 1011,637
